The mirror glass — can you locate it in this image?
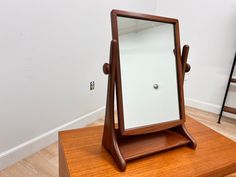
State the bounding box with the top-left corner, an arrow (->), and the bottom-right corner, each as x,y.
117,16 -> 180,130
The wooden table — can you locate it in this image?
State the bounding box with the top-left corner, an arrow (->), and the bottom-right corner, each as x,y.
59,116 -> 236,177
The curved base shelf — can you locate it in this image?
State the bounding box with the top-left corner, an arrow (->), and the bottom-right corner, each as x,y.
117,129 -> 190,161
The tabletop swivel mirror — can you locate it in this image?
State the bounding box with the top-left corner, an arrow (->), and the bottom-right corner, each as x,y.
102,10 -> 196,172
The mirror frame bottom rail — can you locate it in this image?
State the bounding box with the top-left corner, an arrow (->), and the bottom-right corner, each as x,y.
122,119 -> 184,136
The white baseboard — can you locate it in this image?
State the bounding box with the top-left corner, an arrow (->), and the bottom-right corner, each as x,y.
0,106 -> 105,171
185,97 -> 221,114
0,98 -> 224,170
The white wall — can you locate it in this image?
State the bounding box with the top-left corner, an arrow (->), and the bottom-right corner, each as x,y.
0,0 -> 157,169
156,0 -> 236,114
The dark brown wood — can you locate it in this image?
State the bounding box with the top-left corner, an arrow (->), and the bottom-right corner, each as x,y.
231,78 -> 236,83
171,124 -> 197,149
185,63 -> 191,72
102,9 -> 196,171
103,63 -> 110,75
122,119 -> 183,136
111,9 -> 180,24
102,40 -> 126,171
174,19 -> 186,123
118,129 -> 190,161
175,46 -> 191,74
223,106 -> 236,114
181,45 -> 190,79
59,117 -> 236,177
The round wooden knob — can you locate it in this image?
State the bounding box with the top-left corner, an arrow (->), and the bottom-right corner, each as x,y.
103,63 -> 110,75
185,64 -> 191,72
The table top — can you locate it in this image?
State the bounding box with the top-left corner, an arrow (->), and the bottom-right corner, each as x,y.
59,116 -> 236,177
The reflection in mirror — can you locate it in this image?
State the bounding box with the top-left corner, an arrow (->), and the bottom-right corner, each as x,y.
117,17 -> 180,130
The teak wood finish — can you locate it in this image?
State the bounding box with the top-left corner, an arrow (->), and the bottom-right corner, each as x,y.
59,117 -> 236,177
102,9 -> 196,171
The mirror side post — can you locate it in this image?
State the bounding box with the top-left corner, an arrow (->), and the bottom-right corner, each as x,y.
181,45 -> 191,80
102,40 -> 127,171
177,44 -> 197,149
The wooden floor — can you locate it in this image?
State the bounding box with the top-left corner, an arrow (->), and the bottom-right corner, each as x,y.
1,106 -> 236,177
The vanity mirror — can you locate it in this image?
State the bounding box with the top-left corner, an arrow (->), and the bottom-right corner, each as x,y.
102,9 -> 196,171
117,15 -> 181,135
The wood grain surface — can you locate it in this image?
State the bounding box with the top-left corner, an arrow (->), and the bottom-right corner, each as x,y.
59,116 -> 236,177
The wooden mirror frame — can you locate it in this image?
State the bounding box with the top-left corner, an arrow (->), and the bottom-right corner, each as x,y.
112,10 -> 185,136
102,9 -> 196,172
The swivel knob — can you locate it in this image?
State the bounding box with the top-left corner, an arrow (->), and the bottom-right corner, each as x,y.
103,63 -> 110,75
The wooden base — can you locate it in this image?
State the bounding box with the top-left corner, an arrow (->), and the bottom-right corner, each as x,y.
118,128 -> 192,161
103,124 -> 196,171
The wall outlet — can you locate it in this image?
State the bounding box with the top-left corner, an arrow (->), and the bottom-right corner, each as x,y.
90,81 -> 95,90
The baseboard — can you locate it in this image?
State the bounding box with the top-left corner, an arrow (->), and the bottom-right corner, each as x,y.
185,98 -> 221,114
0,106 -> 105,171
0,99 -> 223,170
